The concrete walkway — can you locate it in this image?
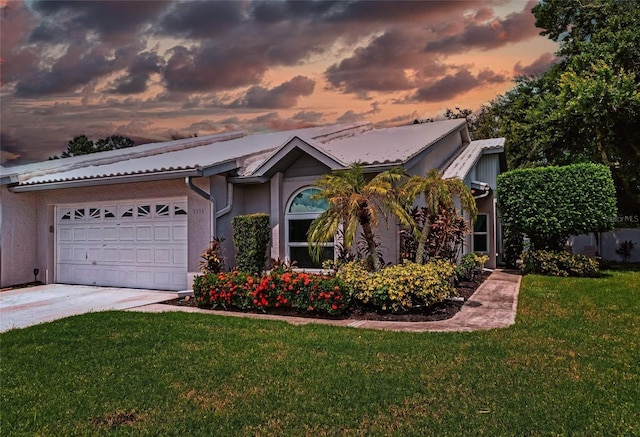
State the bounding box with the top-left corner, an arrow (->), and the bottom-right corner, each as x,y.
131,269 -> 522,332
0,285 -> 177,332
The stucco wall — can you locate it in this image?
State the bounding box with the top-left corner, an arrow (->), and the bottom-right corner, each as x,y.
1,187 -> 38,287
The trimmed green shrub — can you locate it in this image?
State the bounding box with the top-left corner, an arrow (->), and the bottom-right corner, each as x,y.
232,213 -> 270,273
502,224 -> 524,269
455,253 -> 489,282
193,270 -> 349,316
520,250 -> 599,277
497,163 -> 616,251
337,260 -> 456,313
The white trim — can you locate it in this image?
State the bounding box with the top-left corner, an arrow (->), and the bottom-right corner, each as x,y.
284,186 -> 334,267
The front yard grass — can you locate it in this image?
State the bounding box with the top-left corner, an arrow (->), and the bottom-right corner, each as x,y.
1,270 -> 638,436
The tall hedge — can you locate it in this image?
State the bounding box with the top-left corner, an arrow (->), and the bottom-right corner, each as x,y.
232,213 -> 271,273
497,163 -> 616,251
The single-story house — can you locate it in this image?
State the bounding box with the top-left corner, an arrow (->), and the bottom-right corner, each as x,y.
0,119 -> 506,290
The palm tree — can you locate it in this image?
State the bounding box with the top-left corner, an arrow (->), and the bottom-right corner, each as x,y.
308,164 -> 412,271
402,169 -> 477,264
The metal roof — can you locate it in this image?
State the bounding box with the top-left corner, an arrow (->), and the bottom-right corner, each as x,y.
319,119 -> 466,166
6,120 -> 502,190
442,137 -> 505,180
10,123 -> 370,187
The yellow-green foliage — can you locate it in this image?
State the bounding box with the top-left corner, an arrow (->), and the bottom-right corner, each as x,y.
337,260 -> 456,312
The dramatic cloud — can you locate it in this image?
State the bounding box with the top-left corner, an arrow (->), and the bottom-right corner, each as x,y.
292,111 -> 325,124
514,52 -> 560,76
325,30 -> 427,94
107,51 -> 165,95
0,0 -> 555,165
232,76 -> 315,109
157,1 -> 245,39
424,0 -> 539,53
163,42 -> 272,93
337,102 -> 381,123
408,69 -> 508,103
30,0 -> 171,43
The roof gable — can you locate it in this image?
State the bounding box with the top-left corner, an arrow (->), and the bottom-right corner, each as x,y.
249,136 -> 345,178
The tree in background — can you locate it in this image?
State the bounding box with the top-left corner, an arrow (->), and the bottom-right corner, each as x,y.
479,0 -> 640,214
50,135 -> 135,159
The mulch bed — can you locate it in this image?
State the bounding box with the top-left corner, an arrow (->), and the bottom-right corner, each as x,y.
163,271 -> 491,322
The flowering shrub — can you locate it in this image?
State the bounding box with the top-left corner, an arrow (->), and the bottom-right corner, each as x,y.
337,260 -> 456,313
193,269 -> 349,316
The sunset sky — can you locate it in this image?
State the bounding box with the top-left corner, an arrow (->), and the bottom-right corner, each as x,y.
0,0 -> 558,166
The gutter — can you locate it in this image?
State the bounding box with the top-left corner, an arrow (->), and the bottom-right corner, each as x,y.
9,169 -> 200,192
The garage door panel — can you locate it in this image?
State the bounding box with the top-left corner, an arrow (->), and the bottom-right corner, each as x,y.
119,248 -> 135,263
87,247 -> 101,260
136,248 -> 153,263
59,247 -> 73,262
154,226 -> 171,240
103,248 -> 119,262
154,248 -> 171,263
155,271 -> 171,287
173,224 -> 187,240
136,225 -> 153,240
103,227 -> 118,240
173,248 -> 187,264
73,248 -> 87,262
119,226 -> 135,240
73,227 -> 87,241
58,228 -> 73,241
88,227 -> 103,240
57,199 -> 188,290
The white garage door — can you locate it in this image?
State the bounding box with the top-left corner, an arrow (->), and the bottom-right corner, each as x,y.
56,199 -> 188,290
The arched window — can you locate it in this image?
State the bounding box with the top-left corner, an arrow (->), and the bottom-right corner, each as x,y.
286,187 -> 334,268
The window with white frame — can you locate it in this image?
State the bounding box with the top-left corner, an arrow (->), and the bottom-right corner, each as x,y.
473,213 -> 489,253
286,187 -> 333,268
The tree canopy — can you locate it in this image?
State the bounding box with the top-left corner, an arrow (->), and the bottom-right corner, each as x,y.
50,135 -> 135,159
480,0 -> 640,214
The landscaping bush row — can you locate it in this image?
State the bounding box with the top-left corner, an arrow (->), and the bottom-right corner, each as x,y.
193,270 -> 349,316
336,260 -> 456,313
194,260 -> 458,316
520,250 -> 599,277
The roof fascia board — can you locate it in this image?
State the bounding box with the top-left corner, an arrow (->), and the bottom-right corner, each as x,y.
199,159 -> 240,177
227,175 -> 270,184
251,136 -> 344,177
442,140 -> 506,181
8,169 -> 200,193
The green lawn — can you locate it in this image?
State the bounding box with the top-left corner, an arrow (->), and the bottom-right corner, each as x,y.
1,271 -> 639,436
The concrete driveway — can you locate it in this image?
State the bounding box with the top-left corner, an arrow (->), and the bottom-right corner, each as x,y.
0,284 -> 177,332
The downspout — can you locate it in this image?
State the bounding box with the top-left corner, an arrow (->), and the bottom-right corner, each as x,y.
185,178 -> 234,239
215,183 -> 234,219
185,176 -> 216,239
